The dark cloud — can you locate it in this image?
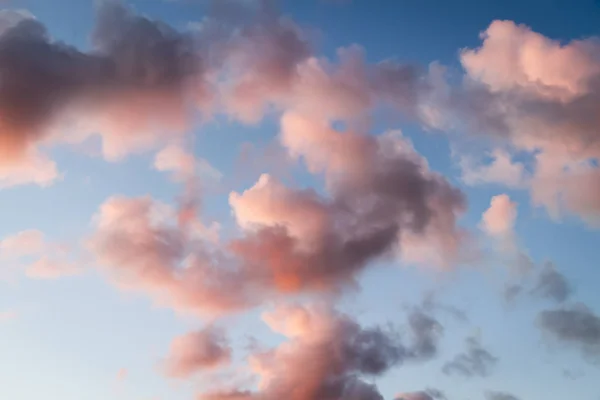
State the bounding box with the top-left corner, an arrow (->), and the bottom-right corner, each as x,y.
0,1 -> 205,164
406,309 -> 443,360
442,336 -> 498,378
538,304 -> 600,358
504,283 -> 522,304
421,292 -> 468,323
532,262 -> 571,303
485,391 -> 521,400
199,303 -> 449,400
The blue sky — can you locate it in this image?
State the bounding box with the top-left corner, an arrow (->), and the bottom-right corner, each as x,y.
1,1 -> 600,400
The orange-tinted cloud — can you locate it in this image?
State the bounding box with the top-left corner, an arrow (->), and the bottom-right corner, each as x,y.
431,20 -> 600,225
200,302 -> 445,400
164,326 -> 231,379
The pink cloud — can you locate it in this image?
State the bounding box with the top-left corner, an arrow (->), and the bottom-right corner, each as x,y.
0,149 -> 60,188
164,326 -> 231,379
461,20 -> 600,101
87,196 -> 257,316
0,230 -> 46,257
199,302 -> 442,400
278,112 -> 469,269
25,256 -> 81,280
116,368 -> 128,381
430,20 -> 600,225
480,194 -> 517,238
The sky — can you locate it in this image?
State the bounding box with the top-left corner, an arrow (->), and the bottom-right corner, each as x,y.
1,1 -> 600,399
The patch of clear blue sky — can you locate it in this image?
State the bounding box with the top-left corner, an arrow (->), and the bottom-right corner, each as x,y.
1,1 -> 600,400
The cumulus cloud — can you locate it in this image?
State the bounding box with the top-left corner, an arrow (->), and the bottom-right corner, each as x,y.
430,20 -> 600,225
89,108 -> 468,312
538,304 -> 600,358
0,0 -> 209,178
480,194 -> 522,262
0,149 -> 60,188
164,326 -> 231,378
480,194 -> 517,238
280,112 -> 469,269
0,0 -> 309,186
86,195 -> 257,316
442,336 -> 497,378
200,303 -> 440,400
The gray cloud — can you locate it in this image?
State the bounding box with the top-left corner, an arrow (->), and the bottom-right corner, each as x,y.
406,309 -> 443,360
504,283 -> 522,304
532,262 -> 571,303
538,304 -> 600,358
442,336 -> 498,378
485,391 -> 521,400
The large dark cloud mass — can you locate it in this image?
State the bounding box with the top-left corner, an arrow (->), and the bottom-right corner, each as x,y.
538,304 -> 600,359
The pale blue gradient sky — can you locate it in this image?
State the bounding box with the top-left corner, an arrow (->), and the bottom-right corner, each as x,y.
1,1 -> 600,400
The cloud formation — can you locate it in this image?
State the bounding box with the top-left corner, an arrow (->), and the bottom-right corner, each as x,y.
164,326 -> 231,378
0,229 -> 81,279
432,20 -> 600,225
532,262 -> 571,303
538,304 -> 600,358
442,336 -> 497,378
200,303 -> 442,400
87,195 -> 257,316
395,389 -> 446,400
0,1 -> 207,178
485,391 -> 521,400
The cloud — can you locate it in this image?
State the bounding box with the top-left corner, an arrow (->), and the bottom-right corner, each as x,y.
89,107 -> 468,314
0,149 -> 60,188
200,302 -> 436,400
538,304 -> 600,357
0,229 -> 46,257
480,194 -> 517,238
405,309 -> 443,360
503,283 -> 522,304
485,391 -> 521,400
0,1 -> 208,174
0,230 -> 80,279
458,149 -> 527,188
430,20 -> 600,225
116,368 -> 128,381
280,112 -> 469,269
442,336 -> 497,378
532,262 -> 571,303
87,195 -> 257,316
164,326 -> 231,378
420,292 -> 468,323
395,388 -> 446,400
25,255 -> 81,279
